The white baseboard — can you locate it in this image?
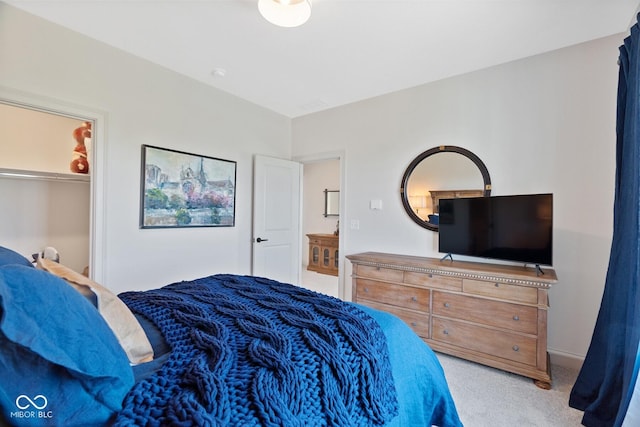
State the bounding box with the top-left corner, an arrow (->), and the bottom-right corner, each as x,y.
549,349 -> 584,371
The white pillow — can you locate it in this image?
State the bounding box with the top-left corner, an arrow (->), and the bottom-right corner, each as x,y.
37,258 -> 154,365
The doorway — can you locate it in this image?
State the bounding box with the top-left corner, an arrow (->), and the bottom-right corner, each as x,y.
298,154 -> 343,298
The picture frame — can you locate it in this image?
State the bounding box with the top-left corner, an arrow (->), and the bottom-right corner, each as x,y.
140,145 -> 236,228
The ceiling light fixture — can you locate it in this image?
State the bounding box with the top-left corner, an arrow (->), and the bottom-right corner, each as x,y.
258,0 -> 312,28
211,68 -> 227,78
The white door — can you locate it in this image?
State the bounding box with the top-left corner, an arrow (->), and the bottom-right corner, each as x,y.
252,155 -> 302,284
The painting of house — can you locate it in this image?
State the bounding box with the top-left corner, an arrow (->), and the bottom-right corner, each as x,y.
141,145 -> 236,227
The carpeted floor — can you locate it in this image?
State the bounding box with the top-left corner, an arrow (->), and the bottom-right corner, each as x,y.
437,353 -> 585,426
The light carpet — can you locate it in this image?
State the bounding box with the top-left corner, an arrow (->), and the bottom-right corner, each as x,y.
437,353 -> 585,426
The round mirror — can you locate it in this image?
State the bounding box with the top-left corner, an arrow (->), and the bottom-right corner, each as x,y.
400,146 -> 491,231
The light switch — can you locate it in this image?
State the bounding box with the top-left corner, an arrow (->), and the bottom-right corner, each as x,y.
370,199 -> 382,210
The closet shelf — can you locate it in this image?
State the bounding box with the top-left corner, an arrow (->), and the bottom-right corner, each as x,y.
0,168 -> 90,183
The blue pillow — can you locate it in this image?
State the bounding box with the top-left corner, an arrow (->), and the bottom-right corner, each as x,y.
0,265 -> 134,426
0,246 -> 33,268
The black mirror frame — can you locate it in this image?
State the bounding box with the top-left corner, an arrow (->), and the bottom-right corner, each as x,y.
400,145 -> 492,231
324,189 -> 340,217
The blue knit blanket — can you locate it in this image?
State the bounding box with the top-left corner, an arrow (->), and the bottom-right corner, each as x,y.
114,274 -> 398,426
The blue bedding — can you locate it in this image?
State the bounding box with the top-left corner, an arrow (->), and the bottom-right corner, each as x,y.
0,257 -> 461,426
120,274 -> 461,427
359,305 -> 462,427
0,265 -> 134,427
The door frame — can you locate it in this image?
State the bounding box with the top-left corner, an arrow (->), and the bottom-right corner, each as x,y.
294,150 -> 346,300
0,86 -> 107,283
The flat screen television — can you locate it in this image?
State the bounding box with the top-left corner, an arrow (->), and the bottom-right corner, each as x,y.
438,193 -> 553,267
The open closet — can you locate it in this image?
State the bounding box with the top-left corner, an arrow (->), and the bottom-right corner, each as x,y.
0,102 -> 92,274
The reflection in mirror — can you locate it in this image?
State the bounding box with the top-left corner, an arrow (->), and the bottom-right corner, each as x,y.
324,189 -> 339,217
400,146 -> 491,231
407,153 -> 484,219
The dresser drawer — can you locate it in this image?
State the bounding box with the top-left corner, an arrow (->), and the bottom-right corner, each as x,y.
404,271 -> 462,291
360,300 -> 429,338
347,252 -> 555,386
308,237 -> 322,245
432,291 -> 537,334
355,265 -> 403,282
432,317 -> 537,366
463,278 -> 538,304
356,279 -> 430,312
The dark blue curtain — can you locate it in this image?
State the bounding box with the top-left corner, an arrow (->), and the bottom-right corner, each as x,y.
569,15 -> 640,427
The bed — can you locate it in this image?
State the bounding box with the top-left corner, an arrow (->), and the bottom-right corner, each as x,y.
0,246 -> 462,427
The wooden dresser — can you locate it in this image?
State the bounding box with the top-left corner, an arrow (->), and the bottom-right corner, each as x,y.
307,233 -> 339,276
346,252 -> 558,388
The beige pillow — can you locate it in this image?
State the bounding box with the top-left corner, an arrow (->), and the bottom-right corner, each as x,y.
37,258 -> 154,365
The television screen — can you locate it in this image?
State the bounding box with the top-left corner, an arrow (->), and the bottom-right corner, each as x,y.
438,193 -> 553,266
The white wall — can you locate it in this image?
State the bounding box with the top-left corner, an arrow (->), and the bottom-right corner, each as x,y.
292,35 -> 621,361
0,3 -> 291,292
0,178 -> 90,273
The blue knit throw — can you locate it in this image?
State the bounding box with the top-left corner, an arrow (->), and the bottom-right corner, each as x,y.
114,274 -> 398,426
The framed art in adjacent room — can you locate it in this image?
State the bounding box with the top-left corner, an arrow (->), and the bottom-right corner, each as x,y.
140,145 -> 236,228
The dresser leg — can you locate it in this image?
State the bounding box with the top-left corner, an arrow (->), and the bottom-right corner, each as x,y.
533,379 -> 552,390
533,353 -> 552,390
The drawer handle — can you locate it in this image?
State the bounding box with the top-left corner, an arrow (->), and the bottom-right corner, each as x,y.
443,330 -> 449,335
513,315 -> 520,321
411,296 -> 418,302
443,302 -> 450,308
411,322 -> 417,327
512,345 -> 520,352
494,283 -> 500,287
428,273 -> 433,278
363,287 -> 369,293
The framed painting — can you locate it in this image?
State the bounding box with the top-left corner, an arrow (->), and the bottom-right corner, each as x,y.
140,145 -> 236,228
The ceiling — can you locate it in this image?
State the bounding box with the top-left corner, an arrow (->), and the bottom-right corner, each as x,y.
6,0 -> 640,118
